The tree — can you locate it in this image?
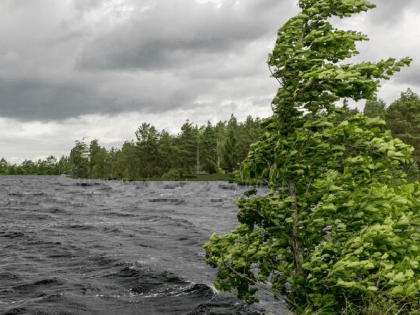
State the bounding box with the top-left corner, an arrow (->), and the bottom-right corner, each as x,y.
89,139 -> 107,178
120,140 -> 138,180
177,120 -> 199,174
57,155 -> 69,175
385,89 -> 420,164
135,123 -> 160,178
0,158 -> 8,174
21,159 -> 36,175
220,114 -> 239,172
158,129 -> 178,177
235,115 -> 264,166
204,1 -> 416,313
45,155 -> 58,175
69,140 -> 89,178
363,98 -> 386,119
200,121 -> 218,174
215,120 -> 227,170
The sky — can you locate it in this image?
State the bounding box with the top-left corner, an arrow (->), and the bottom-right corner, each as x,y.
1,0 -> 419,164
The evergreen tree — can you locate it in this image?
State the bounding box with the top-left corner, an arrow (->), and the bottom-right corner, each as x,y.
58,155 -> 69,175
363,97 -> 386,119
177,120 -> 199,174
135,123 -> 160,178
45,155 -> 58,175
215,120 -> 227,170
0,158 -> 8,174
69,140 -> 89,178
385,88 -> 420,163
236,115 -> 264,166
200,121 -> 218,174
158,129 -> 178,176
21,159 -> 36,175
220,114 -> 239,172
120,140 -> 138,180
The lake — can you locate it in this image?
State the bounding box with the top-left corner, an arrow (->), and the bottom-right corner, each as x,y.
0,175 -> 288,315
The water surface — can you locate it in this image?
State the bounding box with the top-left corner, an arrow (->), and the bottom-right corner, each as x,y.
0,175 -> 287,314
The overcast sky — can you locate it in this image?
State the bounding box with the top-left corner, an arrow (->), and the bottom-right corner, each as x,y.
1,0 -> 419,164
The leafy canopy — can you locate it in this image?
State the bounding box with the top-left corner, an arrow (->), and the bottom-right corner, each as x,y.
204,0 -> 417,313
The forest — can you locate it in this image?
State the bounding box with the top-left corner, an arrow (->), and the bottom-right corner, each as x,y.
1,89 -> 420,182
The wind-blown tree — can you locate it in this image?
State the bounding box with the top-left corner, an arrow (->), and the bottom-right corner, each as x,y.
204,1 -> 416,314
385,89 -> 420,164
69,140 -> 89,178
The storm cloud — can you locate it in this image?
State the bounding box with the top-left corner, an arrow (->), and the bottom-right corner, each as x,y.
0,0 -> 419,162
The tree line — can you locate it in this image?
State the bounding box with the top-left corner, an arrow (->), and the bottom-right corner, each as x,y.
0,114 -> 264,179
1,92 -> 420,179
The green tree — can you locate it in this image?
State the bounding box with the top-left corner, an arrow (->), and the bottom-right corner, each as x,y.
363,97 -> 386,119
177,120 -> 199,174
120,140 -> 138,180
236,115 -> 264,167
159,129 -> 180,178
21,159 -> 36,175
220,114 -> 239,172
69,140 -> 89,178
45,155 -> 58,175
89,139 -> 107,178
204,1 -> 415,313
0,158 -> 8,174
57,155 -> 69,175
135,123 -> 160,178
385,89 -> 420,164
200,121 -> 218,174
215,120 -> 227,170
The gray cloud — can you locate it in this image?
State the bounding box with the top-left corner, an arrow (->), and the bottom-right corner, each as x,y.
0,0 -> 418,124
75,0 -> 291,71
368,0 -> 420,25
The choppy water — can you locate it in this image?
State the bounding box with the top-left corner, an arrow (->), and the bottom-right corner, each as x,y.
0,176 -> 287,315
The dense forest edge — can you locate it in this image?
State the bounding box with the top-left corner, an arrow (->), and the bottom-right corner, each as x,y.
2,90 -> 420,184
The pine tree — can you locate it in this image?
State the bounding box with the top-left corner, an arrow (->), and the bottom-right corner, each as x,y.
385,88 -> 420,163
200,121 -> 218,174
363,97 -> 386,119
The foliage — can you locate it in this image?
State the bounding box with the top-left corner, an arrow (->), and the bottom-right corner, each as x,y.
363,98 -> 386,119
385,89 -> 420,164
1,114 -> 264,178
69,140 -> 89,178
333,99 -> 360,122
204,0 -> 415,313
200,121 -> 218,174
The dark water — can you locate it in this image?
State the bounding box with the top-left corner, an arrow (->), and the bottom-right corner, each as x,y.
0,176 -> 287,315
